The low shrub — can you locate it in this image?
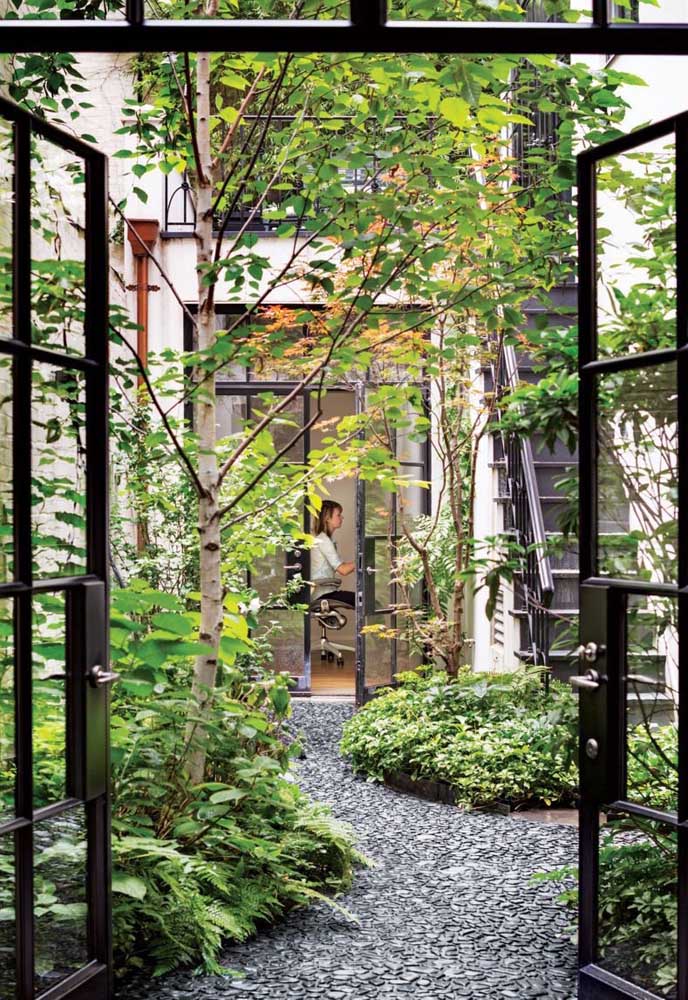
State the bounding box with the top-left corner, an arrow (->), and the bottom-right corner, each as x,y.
340,667 -> 578,810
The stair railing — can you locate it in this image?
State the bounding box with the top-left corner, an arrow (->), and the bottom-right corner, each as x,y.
495,343 -> 555,674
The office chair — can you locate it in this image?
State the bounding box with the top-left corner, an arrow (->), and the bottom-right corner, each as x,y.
309,578 -> 355,668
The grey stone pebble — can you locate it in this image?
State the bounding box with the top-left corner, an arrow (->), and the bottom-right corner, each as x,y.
119,700 -> 578,1000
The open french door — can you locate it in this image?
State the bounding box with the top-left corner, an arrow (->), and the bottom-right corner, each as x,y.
576,113 -> 687,1000
354,382 -> 430,706
0,98 -> 112,999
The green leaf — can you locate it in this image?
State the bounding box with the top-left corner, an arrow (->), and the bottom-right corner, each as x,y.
439,97 -> 470,128
112,872 -> 147,900
151,613 -> 193,636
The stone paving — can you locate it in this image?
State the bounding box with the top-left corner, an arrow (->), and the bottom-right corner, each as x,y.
121,700 -> 579,1000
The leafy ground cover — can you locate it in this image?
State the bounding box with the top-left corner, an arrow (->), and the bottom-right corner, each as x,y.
108,582 -> 361,978
340,668 -> 579,810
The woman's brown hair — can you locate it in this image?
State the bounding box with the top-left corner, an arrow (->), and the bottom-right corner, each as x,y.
313,500 -> 342,537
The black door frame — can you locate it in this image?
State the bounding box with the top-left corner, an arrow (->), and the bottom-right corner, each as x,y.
0,97 -> 111,1000
4,9 -> 686,997
3,1 -> 688,54
577,111 -> 687,1000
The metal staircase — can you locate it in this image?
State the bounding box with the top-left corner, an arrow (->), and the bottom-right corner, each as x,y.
490,285 -> 668,688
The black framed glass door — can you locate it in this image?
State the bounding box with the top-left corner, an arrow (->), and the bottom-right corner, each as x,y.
355,382 -> 430,705
0,98 -> 111,999
577,112 -> 686,1000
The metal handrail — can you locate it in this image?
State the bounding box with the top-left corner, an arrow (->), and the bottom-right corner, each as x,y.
495,342 -> 555,671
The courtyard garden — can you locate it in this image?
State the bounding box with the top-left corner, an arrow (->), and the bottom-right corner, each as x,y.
0,1 -> 681,996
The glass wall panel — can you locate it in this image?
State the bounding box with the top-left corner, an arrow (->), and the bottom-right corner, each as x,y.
596,363 -> 676,584
253,394 -> 304,462
0,118 -> 13,341
34,807 -> 88,994
363,614 -> 394,688
31,139 -> 86,356
597,811 -> 676,999
32,364 -> 87,578
0,833 -> 15,998
33,593 -> 67,809
595,137 -> 675,359
216,394 -> 247,439
0,355 -> 12,582
625,594 -> 677,814
0,599 -> 14,824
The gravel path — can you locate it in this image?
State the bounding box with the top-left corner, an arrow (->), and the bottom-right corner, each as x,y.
121,700 -> 579,1000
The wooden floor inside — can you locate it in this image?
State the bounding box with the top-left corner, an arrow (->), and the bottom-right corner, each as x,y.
310,650 -> 355,696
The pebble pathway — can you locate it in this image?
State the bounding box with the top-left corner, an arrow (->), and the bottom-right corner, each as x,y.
121,700 -> 579,1000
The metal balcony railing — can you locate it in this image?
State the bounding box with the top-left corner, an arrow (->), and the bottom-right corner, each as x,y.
162,114 -> 386,236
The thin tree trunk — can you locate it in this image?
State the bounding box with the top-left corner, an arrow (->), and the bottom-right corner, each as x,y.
187,51 -> 223,785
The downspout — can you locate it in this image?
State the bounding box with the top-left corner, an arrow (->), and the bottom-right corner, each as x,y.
126,218 -> 160,551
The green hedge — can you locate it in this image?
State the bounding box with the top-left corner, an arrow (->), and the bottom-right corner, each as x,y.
340,668 -> 579,810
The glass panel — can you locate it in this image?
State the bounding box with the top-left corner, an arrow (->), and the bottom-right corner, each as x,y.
597,811 -> 676,999
258,610 -> 304,680
0,355 -> 12,582
216,394 -> 247,439
215,312 -> 248,381
34,807 -> 89,994
33,593 -> 67,809
389,0 -> 592,21
396,401 -> 426,465
0,118 -> 13,340
363,614 -> 393,688
368,537 -> 392,611
596,363 -> 676,585
596,136 -> 675,359
0,834 -> 15,999
252,394 -> 304,462
365,480 -> 393,535
625,595 -> 677,814
398,475 -> 427,522
0,600 -> 14,824
32,363 -> 88,578
31,139 -> 86,356
251,551 -> 286,604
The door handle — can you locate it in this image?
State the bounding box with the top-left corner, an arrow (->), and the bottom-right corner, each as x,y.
366,566 -> 377,575
576,641 -> 604,663
626,673 -> 663,689
88,664 -> 121,688
284,563 -> 302,570
569,669 -> 600,691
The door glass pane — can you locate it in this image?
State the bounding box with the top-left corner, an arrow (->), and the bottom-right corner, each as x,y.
596,363 -> 676,585
0,355 -> 12,582
0,118 -> 13,341
34,807 -> 89,994
597,810 -> 676,999
365,480 -> 393,536
363,613 -> 393,689
625,594 -> 677,814
398,474 -> 427,521
251,551 -> 287,604
32,363 -> 88,578
0,599 -> 14,824
0,833 -> 15,998
33,593 -> 67,808
31,139 -> 86,357
595,136 -> 675,359
367,538 -> 392,611
259,610 -> 304,681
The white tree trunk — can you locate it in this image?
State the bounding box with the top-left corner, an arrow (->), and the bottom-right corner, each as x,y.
187,52 -> 223,785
